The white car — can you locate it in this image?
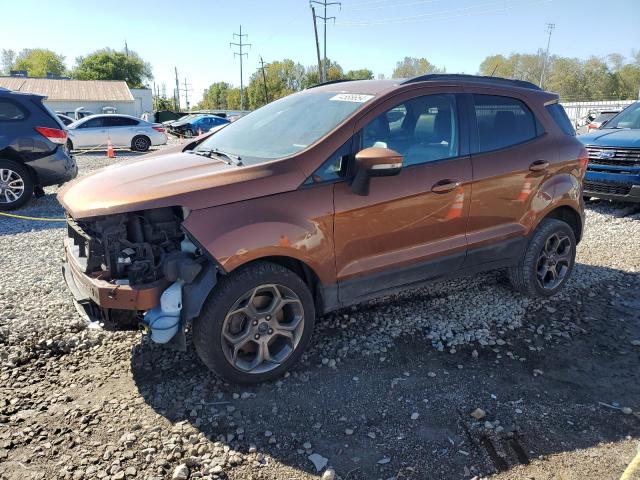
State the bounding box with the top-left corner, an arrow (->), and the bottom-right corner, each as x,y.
66,114 -> 168,152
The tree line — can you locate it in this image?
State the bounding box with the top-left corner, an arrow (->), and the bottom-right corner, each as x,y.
2,47 -> 638,110
1,48 -> 152,88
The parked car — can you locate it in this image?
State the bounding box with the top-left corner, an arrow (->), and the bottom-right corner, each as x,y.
58,75 -> 586,383
579,101 -> 640,202
57,113 -> 75,126
585,111 -> 620,132
0,88 -> 77,210
57,109 -> 94,121
66,114 -> 168,152
161,113 -> 203,128
169,115 -> 230,137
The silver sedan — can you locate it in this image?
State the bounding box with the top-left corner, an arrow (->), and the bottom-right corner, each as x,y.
66,114 -> 168,152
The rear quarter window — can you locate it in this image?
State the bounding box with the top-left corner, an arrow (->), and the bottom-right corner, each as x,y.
0,98 -> 27,121
546,103 -> 576,136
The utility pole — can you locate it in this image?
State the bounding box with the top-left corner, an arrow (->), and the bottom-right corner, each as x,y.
182,78 -> 192,110
310,0 -> 341,82
259,56 -> 270,104
124,40 -> 129,57
174,67 -> 180,111
230,25 -> 251,111
539,23 -> 555,88
311,5 -> 323,83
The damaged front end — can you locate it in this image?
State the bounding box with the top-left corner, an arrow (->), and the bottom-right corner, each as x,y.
62,206 -> 217,348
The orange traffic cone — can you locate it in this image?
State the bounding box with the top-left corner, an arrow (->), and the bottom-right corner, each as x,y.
445,188 -> 465,220
107,138 -> 116,158
517,181 -> 532,202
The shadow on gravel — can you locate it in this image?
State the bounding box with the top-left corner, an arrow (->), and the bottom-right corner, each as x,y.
130,263 -> 640,479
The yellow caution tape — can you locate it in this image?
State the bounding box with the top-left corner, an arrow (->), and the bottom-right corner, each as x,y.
0,211 -> 66,222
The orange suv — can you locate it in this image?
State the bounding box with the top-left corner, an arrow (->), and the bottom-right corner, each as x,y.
59,75 -> 587,383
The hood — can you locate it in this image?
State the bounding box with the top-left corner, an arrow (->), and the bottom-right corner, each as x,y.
171,119 -> 194,128
578,129 -> 640,148
58,151 -> 306,219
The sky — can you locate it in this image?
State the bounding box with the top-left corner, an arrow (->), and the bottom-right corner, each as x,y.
2,0 -> 639,105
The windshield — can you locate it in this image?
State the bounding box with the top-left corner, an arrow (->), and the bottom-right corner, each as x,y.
602,102 -> 640,129
195,91 -> 374,164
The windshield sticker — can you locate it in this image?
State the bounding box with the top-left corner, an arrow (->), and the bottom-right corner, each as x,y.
330,93 -> 375,103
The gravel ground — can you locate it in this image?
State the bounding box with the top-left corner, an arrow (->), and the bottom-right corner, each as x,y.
1,145 -> 639,480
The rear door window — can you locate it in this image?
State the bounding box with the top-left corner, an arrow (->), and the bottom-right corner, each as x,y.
0,99 -> 27,121
473,95 -> 540,152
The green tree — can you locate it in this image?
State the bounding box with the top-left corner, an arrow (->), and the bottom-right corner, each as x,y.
392,57 -> 443,78
199,82 -> 231,109
72,48 -> 152,88
344,68 -> 374,80
1,49 -> 16,75
154,96 -> 174,110
12,48 -> 66,77
303,58 -> 345,87
246,59 -> 306,109
226,88 -> 243,110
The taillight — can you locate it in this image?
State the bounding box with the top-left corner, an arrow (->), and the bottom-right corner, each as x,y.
153,126 -> 165,133
35,126 -> 67,144
578,148 -> 588,176
587,123 -> 597,130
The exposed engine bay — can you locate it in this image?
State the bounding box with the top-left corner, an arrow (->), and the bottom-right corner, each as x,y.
66,207 -> 200,286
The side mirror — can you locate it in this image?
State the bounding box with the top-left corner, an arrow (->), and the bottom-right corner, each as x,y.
351,147 -> 403,196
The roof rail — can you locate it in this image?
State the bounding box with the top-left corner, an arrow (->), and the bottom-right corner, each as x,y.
308,79 -> 354,89
403,74 -> 541,91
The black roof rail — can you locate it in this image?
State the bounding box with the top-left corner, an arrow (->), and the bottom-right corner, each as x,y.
308,79 -> 354,89
402,74 -> 541,91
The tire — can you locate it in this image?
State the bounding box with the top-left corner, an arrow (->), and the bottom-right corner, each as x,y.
66,139 -> 74,152
193,261 -> 316,384
183,129 -> 194,138
0,160 -> 34,211
131,135 -> 150,152
508,219 -> 576,297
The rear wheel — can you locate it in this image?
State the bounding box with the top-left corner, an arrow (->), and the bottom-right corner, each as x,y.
183,128 -> 194,138
193,261 -> 316,384
508,219 -> 576,297
131,135 -> 150,152
0,160 -> 34,211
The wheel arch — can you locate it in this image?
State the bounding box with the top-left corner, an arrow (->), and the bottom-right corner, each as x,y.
540,204 -> 583,243
233,255 -> 327,314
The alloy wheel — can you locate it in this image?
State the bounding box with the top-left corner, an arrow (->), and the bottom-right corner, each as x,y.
221,283 -> 305,374
0,168 -> 25,205
535,232 -> 572,290
134,137 -> 149,151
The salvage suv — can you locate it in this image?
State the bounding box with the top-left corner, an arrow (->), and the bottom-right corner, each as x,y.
59,75 -> 587,384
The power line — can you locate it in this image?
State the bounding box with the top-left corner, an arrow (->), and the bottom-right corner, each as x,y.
539,22 -> 555,88
310,0 -> 341,82
230,25 -> 251,111
348,0 -> 444,12
337,0 -> 552,26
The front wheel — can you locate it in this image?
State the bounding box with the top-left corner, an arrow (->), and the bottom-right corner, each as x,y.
0,160 -> 34,211
508,219 -> 576,297
193,262 -> 316,384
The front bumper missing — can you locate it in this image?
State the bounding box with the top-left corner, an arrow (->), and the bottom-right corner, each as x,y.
62,237 -> 167,323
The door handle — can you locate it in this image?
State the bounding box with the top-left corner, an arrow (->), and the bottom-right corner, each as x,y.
529,160 -> 549,171
431,179 -> 461,194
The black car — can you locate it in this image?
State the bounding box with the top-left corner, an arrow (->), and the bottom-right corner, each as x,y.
0,88 -> 77,210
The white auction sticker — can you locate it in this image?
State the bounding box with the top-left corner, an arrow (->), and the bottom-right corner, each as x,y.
329,93 -> 374,103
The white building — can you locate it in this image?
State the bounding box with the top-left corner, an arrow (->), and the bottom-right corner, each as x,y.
0,77 -> 153,118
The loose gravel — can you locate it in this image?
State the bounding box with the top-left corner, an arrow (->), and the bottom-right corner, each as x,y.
1,146 -> 639,479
